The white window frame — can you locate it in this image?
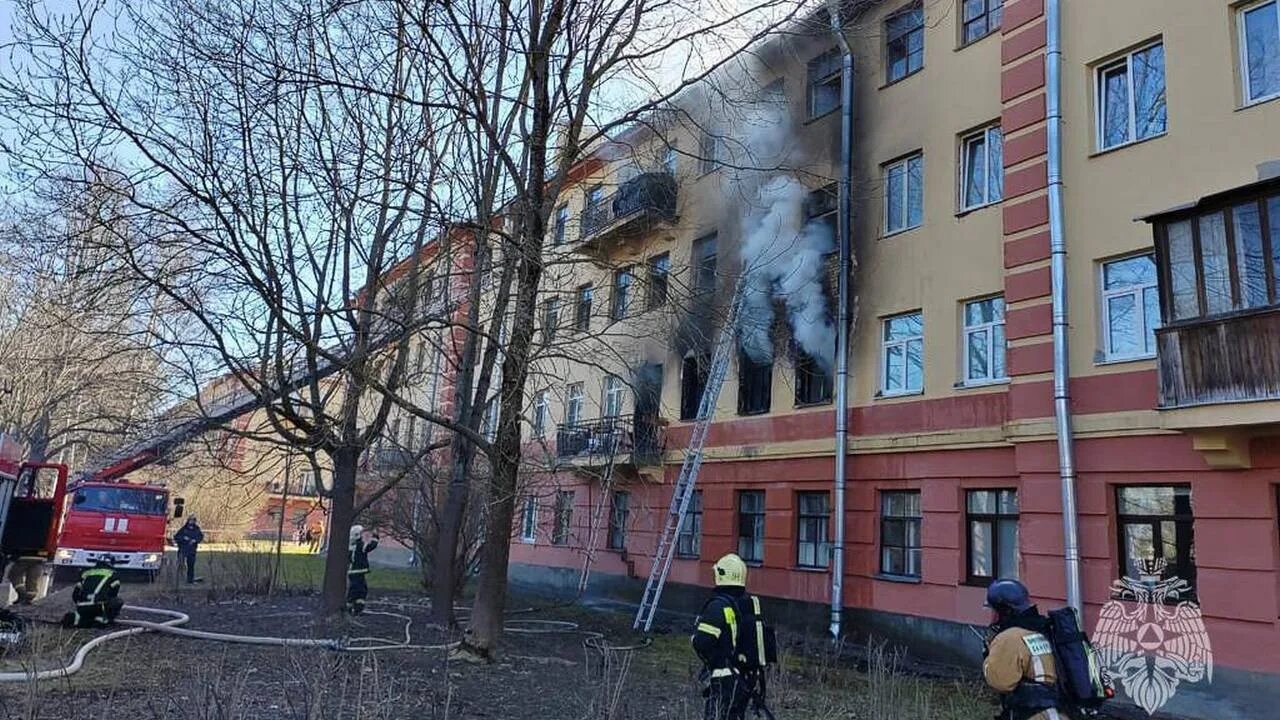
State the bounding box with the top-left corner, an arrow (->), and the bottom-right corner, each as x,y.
962,296 -> 1007,386
807,48 -> 843,119
1095,41 -> 1167,152
1099,253 -> 1159,363
565,382 -> 584,427
959,125 -> 1003,211
883,153 -> 924,235
881,312 -> 925,396
520,495 -> 537,543
1239,0 -> 1280,106
532,390 -> 549,438
699,133 -> 722,174
602,375 -> 625,419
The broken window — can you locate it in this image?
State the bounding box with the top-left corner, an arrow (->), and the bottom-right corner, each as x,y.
794,348 -> 833,405
680,353 -> 710,421
737,352 -> 772,415
647,253 -> 670,309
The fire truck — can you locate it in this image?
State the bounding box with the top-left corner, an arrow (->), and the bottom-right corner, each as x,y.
0,457 -> 70,601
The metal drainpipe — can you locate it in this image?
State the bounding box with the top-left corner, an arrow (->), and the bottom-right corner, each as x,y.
1046,0 -> 1082,614
826,3 -> 854,642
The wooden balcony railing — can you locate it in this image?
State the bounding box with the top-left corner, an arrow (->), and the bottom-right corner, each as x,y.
1156,306 -> 1280,409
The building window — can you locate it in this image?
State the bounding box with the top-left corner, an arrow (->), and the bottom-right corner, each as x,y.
603,375 -> 625,418
737,490 -> 766,564
1241,1 -> 1280,105
1100,254 -> 1159,361
520,495 -> 537,543
807,48 -> 842,118
963,296 -> 1006,384
611,266 -> 633,320
737,352 -> 772,415
575,284 -> 593,331
882,312 -> 924,395
552,490 -> 574,545
565,382 -> 584,426
966,489 -> 1018,584
532,390 -> 549,438
1116,486 -> 1196,596
676,490 -> 703,558
542,296 -> 560,343
796,492 -> 831,569
1097,41 -> 1167,151
680,353 -> 709,421
807,183 -> 839,239
699,132 -> 722,174
961,0 -> 1003,45
960,125 -> 1003,211
693,233 -> 718,295
884,153 -> 924,234
583,185 -> 605,236
553,204 -> 568,246
663,144 -> 678,175
607,491 -> 630,550
794,348 -> 833,405
1157,191 -> 1280,322
880,490 -> 922,577
886,3 -> 925,83
647,253 -> 670,309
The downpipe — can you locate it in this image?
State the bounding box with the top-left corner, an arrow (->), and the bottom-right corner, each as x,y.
1046,0 -> 1082,613
826,2 -> 854,642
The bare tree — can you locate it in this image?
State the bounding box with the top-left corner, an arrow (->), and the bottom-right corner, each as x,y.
0,0 -> 481,613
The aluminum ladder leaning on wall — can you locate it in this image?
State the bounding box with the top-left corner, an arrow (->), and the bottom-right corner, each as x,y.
633,284 -> 744,632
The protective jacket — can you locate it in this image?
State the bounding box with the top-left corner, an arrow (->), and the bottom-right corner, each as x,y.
174,523 -> 204,555
63,565 -> 123,628
348,536 -> 378,575
983,611 -> 1062,720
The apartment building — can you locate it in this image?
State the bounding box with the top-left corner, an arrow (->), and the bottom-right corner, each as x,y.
505,1 -> 1280,716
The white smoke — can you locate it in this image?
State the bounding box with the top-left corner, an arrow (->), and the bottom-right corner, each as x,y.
739,176 -> 836,370
726,81 -> 834,368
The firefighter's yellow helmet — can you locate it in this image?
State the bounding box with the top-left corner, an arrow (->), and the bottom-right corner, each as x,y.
713,553 -> 748,587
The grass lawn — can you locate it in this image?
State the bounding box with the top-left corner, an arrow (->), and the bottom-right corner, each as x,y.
170,546 -> 424,594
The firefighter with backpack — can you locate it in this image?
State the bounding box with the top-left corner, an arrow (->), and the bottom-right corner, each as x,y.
691,553 -> 777,720
983,578 -> 1112,720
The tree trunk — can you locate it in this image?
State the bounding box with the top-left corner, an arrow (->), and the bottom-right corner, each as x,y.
320,448 -> 358,614
431,439 -> 473,624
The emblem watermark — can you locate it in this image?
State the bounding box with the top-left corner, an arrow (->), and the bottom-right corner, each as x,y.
1093,559 -> 1213,716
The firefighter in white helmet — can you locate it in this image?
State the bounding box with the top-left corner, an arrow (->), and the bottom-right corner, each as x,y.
691,553 -> 774,720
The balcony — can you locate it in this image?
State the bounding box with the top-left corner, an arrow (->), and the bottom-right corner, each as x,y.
556,417 -> 663,477
577,172 -> 677,253
1156,306 -> 1280,409
367,446 -> 418,473
1155,307 -> 1280,468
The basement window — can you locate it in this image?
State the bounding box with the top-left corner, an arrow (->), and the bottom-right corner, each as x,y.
680,353 -> 710,421
737,352 -> 773,415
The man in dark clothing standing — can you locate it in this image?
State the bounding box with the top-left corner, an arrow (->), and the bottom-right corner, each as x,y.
691,553 -> 771,720
173,517 -> 204,584
61,560 -> 124,628
346,525 -> 378,615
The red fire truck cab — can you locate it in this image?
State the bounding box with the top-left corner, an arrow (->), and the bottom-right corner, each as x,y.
54,481 -> 179,573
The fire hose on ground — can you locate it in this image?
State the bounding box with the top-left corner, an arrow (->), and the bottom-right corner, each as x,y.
0,600 -> 650,682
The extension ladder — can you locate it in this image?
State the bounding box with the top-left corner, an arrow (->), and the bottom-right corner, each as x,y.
633,284 -> 744,632
576,425 -> 623,596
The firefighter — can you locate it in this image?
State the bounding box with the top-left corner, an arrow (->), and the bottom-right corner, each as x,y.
346,525 -> 378,615
691,553 -> 771,720
983,578 -> 1062,720
60,560 -> 123,629
173,516 -> 204,584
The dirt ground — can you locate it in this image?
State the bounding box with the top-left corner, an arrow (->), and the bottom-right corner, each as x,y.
0,558 -> 995,720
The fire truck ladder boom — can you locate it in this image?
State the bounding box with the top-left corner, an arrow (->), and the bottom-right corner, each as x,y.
633,283 -> 743,632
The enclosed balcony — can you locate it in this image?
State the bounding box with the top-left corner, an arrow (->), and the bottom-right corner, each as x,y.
555,417 -> 663,478
1144,175 -> 1280,467
577,172 -> 677,254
